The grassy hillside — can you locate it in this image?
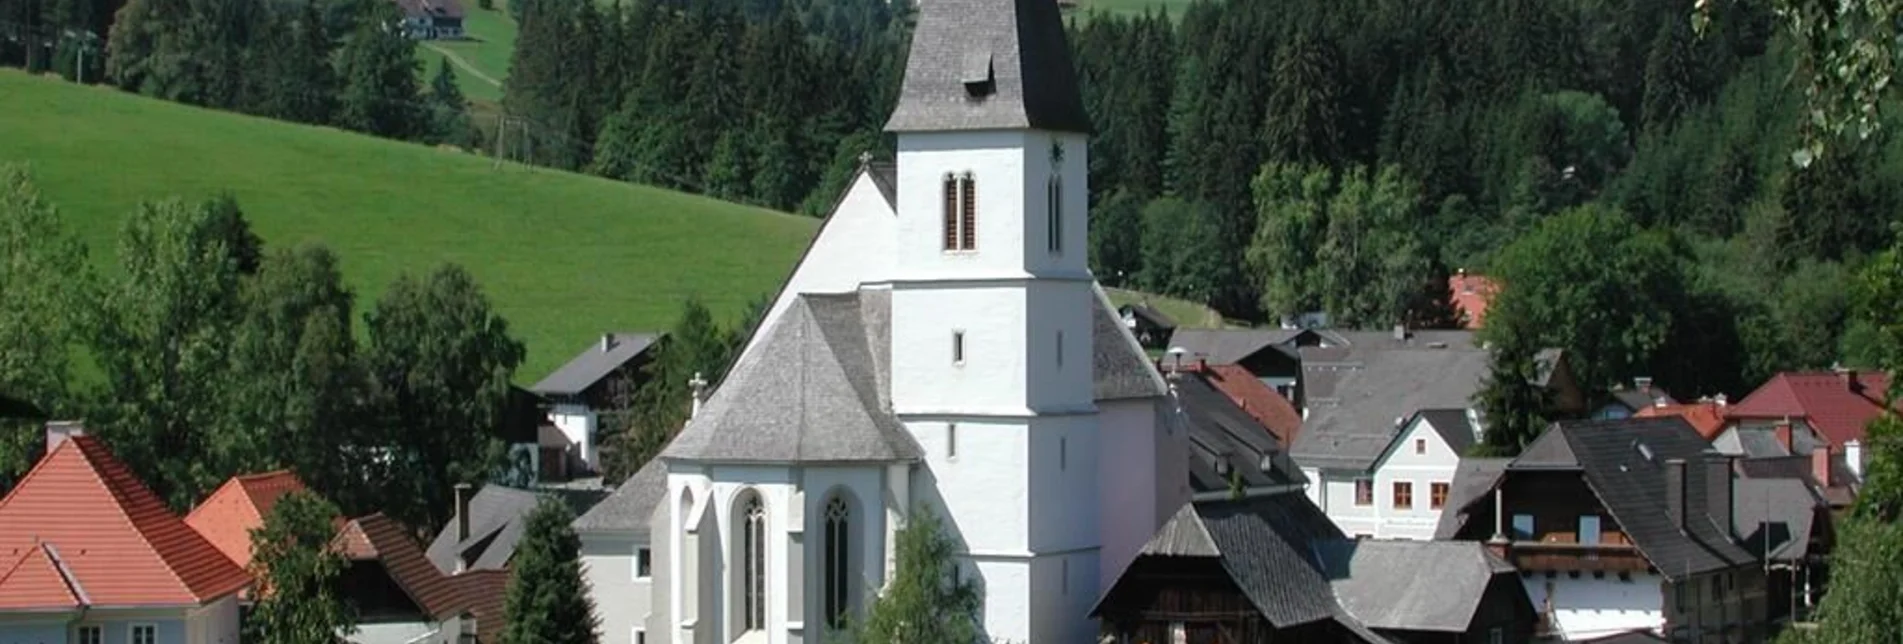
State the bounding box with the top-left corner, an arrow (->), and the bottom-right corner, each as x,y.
416,3 -> 516,103
0,70 -> 818,381
1104,288 -> 1228,329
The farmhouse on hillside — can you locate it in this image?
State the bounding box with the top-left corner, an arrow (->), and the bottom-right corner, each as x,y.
531,331 -> 666,478
390,0 -> 465,39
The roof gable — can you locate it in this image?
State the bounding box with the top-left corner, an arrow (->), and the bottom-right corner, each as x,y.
572,457 -> 670,534
1292,346 -> 1489,470
185,470 -> 312,570
1368,410 -> 1472,474
0,543 -> 85,610
1728,372 -> 1894,446
1317,540 -> 1518,632
0,437 -> 251,608
1512,426 -> 1580,469
426,485 -> 542,574
884,0 -> 1091,133
530,332 -> 663,397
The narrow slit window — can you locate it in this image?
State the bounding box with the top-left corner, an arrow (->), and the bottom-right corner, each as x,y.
1056,331 -> 1064,367
952,331 -> 965,365
947,423 -> 958,459
942,174 -> 958,251
1060,436 -> 1068,470
959,173 -> 977,250
1047,175 -> 1062,254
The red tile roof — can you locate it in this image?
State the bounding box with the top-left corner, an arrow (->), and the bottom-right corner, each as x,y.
332,514 -> 513,641
185,470 -> 312,571
1449,272 -> 1497,330
1198,363 -> 1303,446
0,436 -> 252,608
0,543 -> 84,610
1635,402 -> 1729,440
1727,372 -> 1896,447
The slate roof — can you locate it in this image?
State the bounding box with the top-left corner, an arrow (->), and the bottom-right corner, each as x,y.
1292,344 -> 1490,470
1514,418 -> 1758,580
184,470 -> 313,570
426,485 -> 543,574
1727,371 -> 1895,447
1419,409 -> 1478,455
1111,493 -> 1516,637
1433,458 -> 1511,539
571,457 -> 670,534
1165,328 -> 1306,365
1732,477 -> 1825,562
883,0 -> 1092,134
662,293 -> 923,464
1092,289 -> 1171,400
531,332 -> 663,397
1177,375 -> 1306,494
1316,540 -> 1518,633
1196,363 -> 1302,445
0,436 -> 252,608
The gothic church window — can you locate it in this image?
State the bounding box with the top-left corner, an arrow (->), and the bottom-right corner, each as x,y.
740,492 -> 767,631
824,495 -> 852,629
942,172 -> 977,251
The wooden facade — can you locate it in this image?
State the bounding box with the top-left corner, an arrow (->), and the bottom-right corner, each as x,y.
1096,557 -> 1369,644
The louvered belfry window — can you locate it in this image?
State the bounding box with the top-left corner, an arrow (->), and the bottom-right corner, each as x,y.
959,173 -> 977,250
942,173 -> 959,250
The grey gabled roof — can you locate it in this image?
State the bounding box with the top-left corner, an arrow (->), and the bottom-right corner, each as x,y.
1512,426 -> 1580,469
1419,409 -> 1478,455
1093,289 -> 1169,400
1178,375 -> 1306,493
1316,540 -> 1519,633
1528,418 -> 1757,580
571,457 -> 670,535
1291,346 -> 1490,470
426,485 -> 543,574
662,293 -> 922,464
1191,494 -> 1346,628
1732,477 -> 1825,562
1137,503 -> 1221,557
884,0 -> 1091,133
530,332 -> 663,396
1433,457 -> 1512,539
1164,328 -> 1306,365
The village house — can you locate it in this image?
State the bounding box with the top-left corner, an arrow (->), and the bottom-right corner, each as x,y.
0,426 -> 250,644
1442,417 -> 1779,642
333,512 -> 510,644
531,332 -> 666,478
1595,378 -> 1680,420
390,0 -> 465,39
1449,269 -> 1497,330
1117,302 -> 1176,350
1093,492 -> 1537,643
1721,370 -> 1884,497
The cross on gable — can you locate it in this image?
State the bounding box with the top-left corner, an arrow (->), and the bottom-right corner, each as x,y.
857,151 -> 874,166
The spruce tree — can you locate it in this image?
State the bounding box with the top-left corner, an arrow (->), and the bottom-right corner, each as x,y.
852,507 -> 982,644
335,5 -> 423,140
500,498 -> 601,644
1639,17 -> 1692,133
426,57 -> 479,148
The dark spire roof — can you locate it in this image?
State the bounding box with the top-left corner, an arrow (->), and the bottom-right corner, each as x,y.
883,0 -> 1093,134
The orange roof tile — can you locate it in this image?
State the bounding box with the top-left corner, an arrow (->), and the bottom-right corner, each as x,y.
185,470 -> 311,570
1449,273 -> 1497,330
0,436 -> 253,608
1635,402 -> 1729,440
1201,363 -> 1304,446
0,543 -> 84,610
330,514 -> 513,640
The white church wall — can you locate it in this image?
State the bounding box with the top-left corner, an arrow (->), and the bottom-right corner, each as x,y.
1522,574 -> 1666,641
905,419 -> 1029,554
650,500 -> 674,644
1027,552 -> 1099,644
799,466 -> 889,638
892,130 -> 1039,282
891,286 -> 1034,415
1027,414 -> 1100,553
742,171 -> 895,362
698,466 -> 800,644
581,533 -> 651,644
1023,281 -> 1095,411
1096,399 -> 1161,591
667,472 -> 713,644
1013,131 -> 1091,280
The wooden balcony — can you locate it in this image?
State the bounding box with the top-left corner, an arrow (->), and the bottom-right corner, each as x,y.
1506,541 -> 1653,574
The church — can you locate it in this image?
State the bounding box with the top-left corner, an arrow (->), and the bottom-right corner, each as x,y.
570,0 -> 1191,643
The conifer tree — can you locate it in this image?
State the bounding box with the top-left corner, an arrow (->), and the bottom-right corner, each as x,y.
426,57 -> 479,148
500,498 -> 601,644
852,507 -> 981,644
335,5 -> 423,140
1640,17 -> 1692,133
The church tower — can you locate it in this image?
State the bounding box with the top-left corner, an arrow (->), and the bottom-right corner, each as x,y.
884,0 -> 1099,641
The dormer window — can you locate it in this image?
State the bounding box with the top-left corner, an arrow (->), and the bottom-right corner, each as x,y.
943,172 -> 976,251
962,51 -> 995,97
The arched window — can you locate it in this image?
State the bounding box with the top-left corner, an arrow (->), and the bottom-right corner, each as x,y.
741,493 -> 767,631
823,495 -> 852,628
942,172 -> 977,252
1046,175 -> 1062,254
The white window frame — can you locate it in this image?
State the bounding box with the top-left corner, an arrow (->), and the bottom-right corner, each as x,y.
634,546 -> 652,580
635,628 -> 647,644
130,623 -> 158,644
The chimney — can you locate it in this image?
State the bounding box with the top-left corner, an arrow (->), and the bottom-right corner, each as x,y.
454,483 -> 473,544
43,421 -> 83,453
1634,376 -> 1653,394
1393,324 -> 1408,342
1810,446 -> 1831,488
600,333 -> 616,352
1773,420 -> 1793,453
1846,440 -> 1865,482
1714,393 -> 1727,407
1705,453 -> 1735,542
1665,458 -> 1688,532
1195,358 -> 1208,372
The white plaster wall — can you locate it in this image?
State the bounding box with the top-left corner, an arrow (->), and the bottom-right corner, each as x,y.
186,596 -> 239,644
1028,414 -> 1100,553
667,470 -> 714,644
741,171 -> 896,362
893,131 -> 1041,282
970,558 -> 1032,642
890,286 -> 1034,416
1097,399 -> 1170,592
1522,574 -> 1666,641
582,534 -> 652,644
550,404 -> 597,467
799,466 -> 890,638
906,419 -> 1029,554
1318,472 -> 1379,538
1302,467 -> 1324,508
1025,551 -> 1098,644
1368,418 -> 1460,541
1013,131 -> 1090,280
698,468 -> 797,644
1024,280 -> 1096,412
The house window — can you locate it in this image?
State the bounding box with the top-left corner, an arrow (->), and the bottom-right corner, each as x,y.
635,547 -> 652,579
1430,482 -> 1450,509
1354,478 -> 1373,506
77,626 -> 102,644
1579,515 -> 1602,546
1488,627 -> 1504,644
942,172 -> 977,251
1392,482 -> 1413,510
635,629 -> 646,644
1056,331 -> 1064,367
1046,175 -> 1063,254
1512,514 -> 1535,540
952,331 -> 965,365
947,423 -> 958,459
1415,438 -> 1426,455
824,494 -> 852,629
131,625 -> 157,644
740,493 -> 768,631
1060,436 -> 1068,470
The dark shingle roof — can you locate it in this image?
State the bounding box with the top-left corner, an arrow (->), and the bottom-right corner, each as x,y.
571,458 -> 669,535
1177,376 -> 1305,493
883,0 -> 1091,133
1732,477 -> 1824,562
1163,328 -> 1306,365
1419,409 -> 1478,455
1520,418 -> 1757,580
530,333 -> 663,396
1291,346 -> 1489,470
1093,290 -> 1170,400
662,293 -> 922,464
1433,458 -> 1511,539
1316,540 -> 1518,633
425,485 -> 543,574
1190,494 -> 1345,627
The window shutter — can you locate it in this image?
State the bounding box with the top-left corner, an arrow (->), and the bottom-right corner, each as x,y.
960,174 -> 977,250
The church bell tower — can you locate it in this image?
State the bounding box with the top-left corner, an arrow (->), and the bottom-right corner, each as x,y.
883,0 -> 1100,641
